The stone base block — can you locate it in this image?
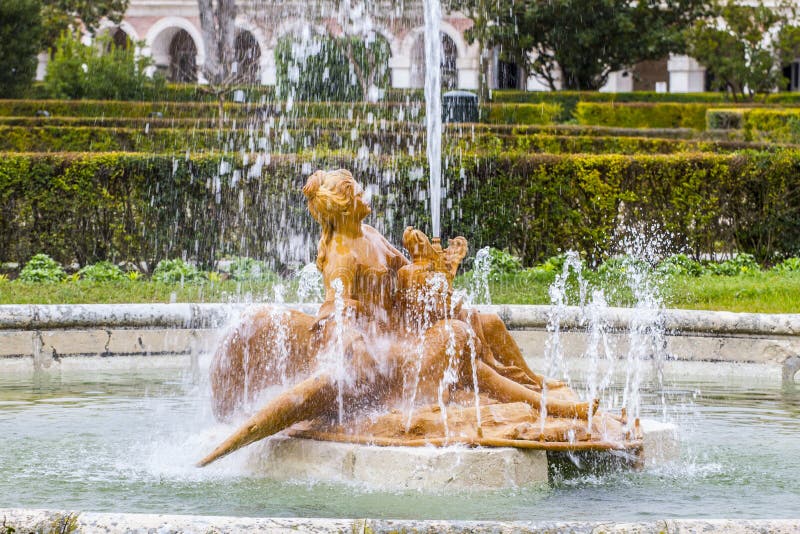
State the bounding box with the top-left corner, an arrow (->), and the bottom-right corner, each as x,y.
248,437 -> 549,491
640,419 -> 680,467
248,420 -> 678,491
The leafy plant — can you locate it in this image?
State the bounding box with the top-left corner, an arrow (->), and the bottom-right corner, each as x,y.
205,271 -> 223,284
126,270 -> 142,282
708,253 -> 761,276
228,257 -> 277,282
597,255 -> 649,278
657,254 -> 706,277
275,33 -> 391,102
772,257 -> 800,272
44,30 -> 164,100
0,273 -> 9,284
18,254 -> 65,283
152,259 -> 202,284
487,248 -> 523,279
78,261 -> 125,282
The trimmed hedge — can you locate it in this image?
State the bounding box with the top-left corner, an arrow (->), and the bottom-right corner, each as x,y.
0,115 -> 696,139
0,99 -> 560,126
0,99 -> 427,122
575,102 -> 718,130
27,82 -> 427,103
741,109 -> 800,143
0,125 -> 775,155
492,90 -> 731,122
1,151 -> 798,268
482,103 -> 562,125
576,102 -> 800,131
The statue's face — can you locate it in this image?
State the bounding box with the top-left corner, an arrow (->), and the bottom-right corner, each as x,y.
403,227 -> 434,260
351,182 -> 372,220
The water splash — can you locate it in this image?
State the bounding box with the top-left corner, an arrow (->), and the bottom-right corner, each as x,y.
423,0 -> 443,238
470,247 -> 492,305
296,262 -> 323,303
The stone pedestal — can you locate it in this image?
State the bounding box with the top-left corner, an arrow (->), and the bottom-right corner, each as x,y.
248,419 -> 679,491
249,437 -> 549,491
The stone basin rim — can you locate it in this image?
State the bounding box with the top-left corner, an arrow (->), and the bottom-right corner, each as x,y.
1,302 -> 799,336
1,509 -> 798,534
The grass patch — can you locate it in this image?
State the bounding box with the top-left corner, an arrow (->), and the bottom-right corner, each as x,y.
477,271 -> 800,313
1,271 -> 799,313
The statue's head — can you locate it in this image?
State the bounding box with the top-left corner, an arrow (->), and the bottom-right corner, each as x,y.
402,226 -> 437,263
303,169 -> 371,227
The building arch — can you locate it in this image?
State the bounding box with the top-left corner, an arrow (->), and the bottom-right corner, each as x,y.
235,17 -> 270,84
406,30 -> 460,89
97,20 -> 140,44
145,17 -> 205,81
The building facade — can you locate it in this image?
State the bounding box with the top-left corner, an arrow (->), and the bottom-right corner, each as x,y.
41,0 -> 797,94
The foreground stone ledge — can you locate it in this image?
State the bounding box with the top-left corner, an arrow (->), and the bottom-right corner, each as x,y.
1,509 -> 798,533
1,303 -> 799,335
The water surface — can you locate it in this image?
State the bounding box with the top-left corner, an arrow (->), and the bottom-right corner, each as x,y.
0,361 -> 797,520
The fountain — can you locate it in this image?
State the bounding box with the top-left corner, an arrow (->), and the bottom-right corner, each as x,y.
197,168 -> 646,476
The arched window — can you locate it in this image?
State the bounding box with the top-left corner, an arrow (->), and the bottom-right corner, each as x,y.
411,32 -> 459,89
169,30 -> 197,82
234,31 -> 261,84
110,27 -> 131,50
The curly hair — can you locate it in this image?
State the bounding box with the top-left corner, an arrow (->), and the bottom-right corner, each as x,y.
303,169 -> 364,272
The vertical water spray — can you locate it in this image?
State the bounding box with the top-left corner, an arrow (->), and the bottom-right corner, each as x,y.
423,0 -> 443,238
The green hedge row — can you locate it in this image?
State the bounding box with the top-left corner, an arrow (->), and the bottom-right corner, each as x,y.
1,125 -> 740,155
0,116 -> 695,139
1,151 -> 798,268
492,91 -> 731,122
0,99 -> 567,125
27,82 -> 427,104
705,107 -> 800,144
0,99 -> 426,121
575,102 -> 800,131
743,109 -> 800,143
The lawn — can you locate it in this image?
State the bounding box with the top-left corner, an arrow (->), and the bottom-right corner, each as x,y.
2,271 -> 799,313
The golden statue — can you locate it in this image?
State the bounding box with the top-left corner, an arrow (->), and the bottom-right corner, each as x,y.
199,169 -> 639,467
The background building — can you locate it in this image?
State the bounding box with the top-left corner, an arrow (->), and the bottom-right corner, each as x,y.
37,0 -> 800,94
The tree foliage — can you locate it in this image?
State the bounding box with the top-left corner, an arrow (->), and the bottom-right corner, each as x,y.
685,1 -> 797,101
44,30 -> 162,100
40,0 -> 129,48
275,34 -> 391,102
455,0 -> 710,91
0,0 -> 43,97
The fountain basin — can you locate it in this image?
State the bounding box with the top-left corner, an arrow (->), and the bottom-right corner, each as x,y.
1,304 -> 797,384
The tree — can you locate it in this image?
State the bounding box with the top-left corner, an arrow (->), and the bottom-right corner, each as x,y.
275,34 -> 390,102
0,0 -> 43,97
44,30 -> 162,100
196,0 -> 237,128
448,0 -> 492,99
463,0 -> 710,91
40,0 -> 129,48
686,0 -> 796,101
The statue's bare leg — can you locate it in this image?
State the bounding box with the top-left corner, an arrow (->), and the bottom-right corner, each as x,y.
199,373 -> 337,466
475,361 -> 591,419
475,312 -> 578,401
210,307 -> 317,420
